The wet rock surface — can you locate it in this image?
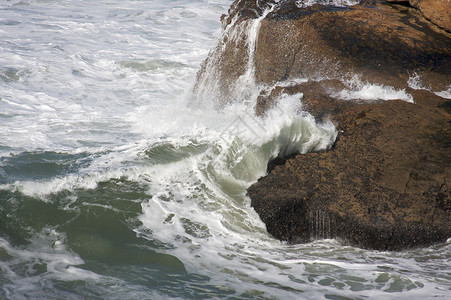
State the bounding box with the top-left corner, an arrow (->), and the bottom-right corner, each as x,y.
199,0 -> 451,250
255,0 -> 451,90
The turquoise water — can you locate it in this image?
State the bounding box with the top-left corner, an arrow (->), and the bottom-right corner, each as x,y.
0,0 -> 450,299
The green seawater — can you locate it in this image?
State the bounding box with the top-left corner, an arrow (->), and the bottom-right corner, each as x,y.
1,148 -> 450,299
0,153 -> 238,298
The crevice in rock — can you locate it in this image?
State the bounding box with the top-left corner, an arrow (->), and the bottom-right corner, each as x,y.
385,0 -> 414,9
438,100 -> 451,113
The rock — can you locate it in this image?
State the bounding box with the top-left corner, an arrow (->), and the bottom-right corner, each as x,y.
255,0 -> 451,89
195,0 -> 451,106
410,0 -> 451,32
376,0 -> 450,32
249,87 -> 451,250
196,0 -> 451,250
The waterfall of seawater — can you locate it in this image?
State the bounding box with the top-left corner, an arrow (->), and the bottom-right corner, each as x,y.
193,4 -> 276,107
233,5 -> 274,102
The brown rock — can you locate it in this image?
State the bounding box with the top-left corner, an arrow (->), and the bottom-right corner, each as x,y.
255,1 -> 451,89
195,0 -> 451,106
410,0 -> 451,32
249,88 -> 451,250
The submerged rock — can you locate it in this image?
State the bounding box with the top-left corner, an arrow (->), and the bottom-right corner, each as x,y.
197,0 -> 451,250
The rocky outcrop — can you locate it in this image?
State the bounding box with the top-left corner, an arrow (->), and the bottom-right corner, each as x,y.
196,0 -> 451,250
249,84 -> 451,250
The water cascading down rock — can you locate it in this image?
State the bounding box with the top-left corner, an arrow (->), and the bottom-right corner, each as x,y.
195,0 -> 451,250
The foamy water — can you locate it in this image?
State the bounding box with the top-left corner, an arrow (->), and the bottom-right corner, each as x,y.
0,1 -> 450,299
408,72 -> 451,99
337,75 -> 414,103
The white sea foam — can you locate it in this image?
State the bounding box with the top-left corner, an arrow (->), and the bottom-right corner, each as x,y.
337,75 -> 414,103
407,72 -> 451,99
0,230 -> 166,299
0,0 -> 227,152
435,86 -> 451,99
407,72 -> 428,90
0,230 -> 100,294
296,0 -> 360,7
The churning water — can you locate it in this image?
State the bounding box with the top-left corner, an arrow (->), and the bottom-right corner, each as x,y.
0,1 -> 449,299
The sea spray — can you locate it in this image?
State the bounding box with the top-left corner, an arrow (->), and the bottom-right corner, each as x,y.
204,94 -> 337,187
336,75 -> 414,103
192,1 -> 336,167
